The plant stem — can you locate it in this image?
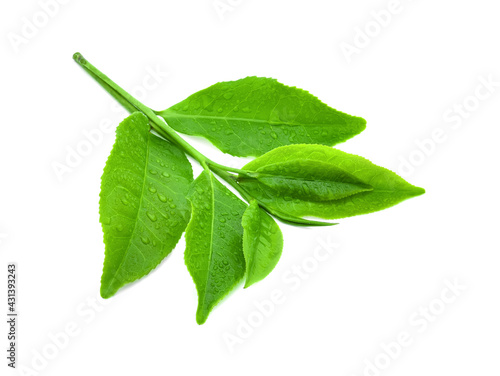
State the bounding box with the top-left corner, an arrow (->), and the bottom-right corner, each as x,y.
206,161 -> 256,178
73,53 -> 254,173
209,166 -> 252,200
73,53 -> 209,168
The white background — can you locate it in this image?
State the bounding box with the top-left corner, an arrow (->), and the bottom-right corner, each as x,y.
1,0 -> 499,375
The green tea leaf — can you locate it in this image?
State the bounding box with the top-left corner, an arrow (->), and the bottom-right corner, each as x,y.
157,77 -> 366,157
99,112 -> 193,299
254,160 -> 373,201
242,201 -> 283,288
238,145 -> 425,220
185,170 -> 247,324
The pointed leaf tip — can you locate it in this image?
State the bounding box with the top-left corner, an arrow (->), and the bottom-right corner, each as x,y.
413,186 -> 426,196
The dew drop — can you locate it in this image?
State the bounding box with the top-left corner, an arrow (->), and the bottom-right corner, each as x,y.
147,212 -> 157,222
162,172 -> 170,178
141,236 -> 150,245
102,217 -> 111,225
158,193 -> 168,202
224,92 -> 234,100
149,186 -> 157,193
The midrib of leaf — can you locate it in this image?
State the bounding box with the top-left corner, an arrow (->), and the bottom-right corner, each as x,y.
200,172 -> 216,310
104,135 -> 152,294
245,211 -> 261,280
258,174 -> 360,185
163,111 -> 347,128
251,156 -> 422,196
260,184 -> 420,197
369,188 -> 423,194
257,160 -> 351,175
251,161 -> 369,191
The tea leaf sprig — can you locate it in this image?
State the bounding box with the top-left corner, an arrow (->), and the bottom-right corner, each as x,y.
74,53 -> 424,324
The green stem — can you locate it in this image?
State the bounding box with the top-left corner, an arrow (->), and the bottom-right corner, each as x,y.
73,52 -> 209,168
73,53 -> 258,177
209,166 -> 252,201
206,161 -> 256,178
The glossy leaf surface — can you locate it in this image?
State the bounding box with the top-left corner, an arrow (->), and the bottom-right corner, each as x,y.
157,77 -> 366,157
184,170 -> 247,324
99,112 -> 193,298
242,201 -> 283,288
255,160 -> 373,201
238,145 -> 425,220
